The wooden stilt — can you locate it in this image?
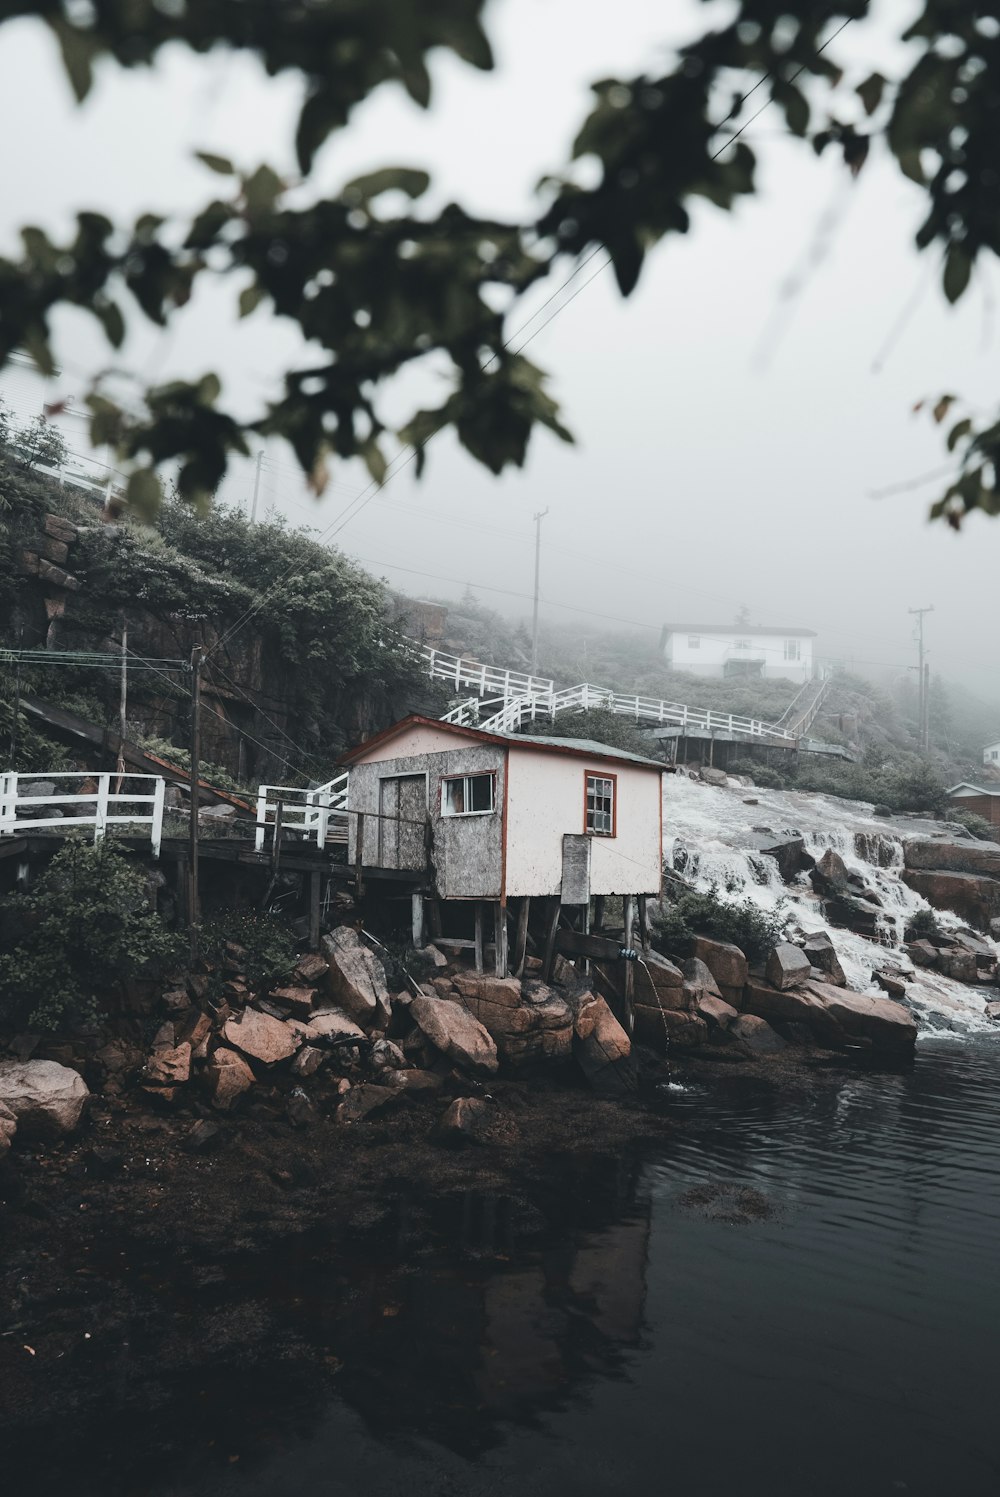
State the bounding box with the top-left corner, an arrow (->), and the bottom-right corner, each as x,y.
593,895 -> 606,933
623,895 -> 636,1024
493,902 -> 508,976
541,896 -> 561,982
637,893 -> 650,952
411,891 -> 425,949
309,870 -> 322,950
474,903 -> 485,973
513,897 -> 530,977
428,897 -> 443,939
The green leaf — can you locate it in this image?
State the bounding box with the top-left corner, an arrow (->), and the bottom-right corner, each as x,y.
898,150 -> 926,185
857,73 -> 886,117
239,285 -> 265,318
943,245 -> 971,304
342,168 -> 431,206
94,300 -> 125,348
50,19 -> 95,102
126,467 -> 162,520
947,417 -> 972,452
195,151 -> 236,176
243,165 -> 284,217
932,394 -> 956,424
360,436 -> 387,485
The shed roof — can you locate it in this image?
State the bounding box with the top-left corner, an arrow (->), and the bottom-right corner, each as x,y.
339,715 -> 665,770
946,782 -> 1000,797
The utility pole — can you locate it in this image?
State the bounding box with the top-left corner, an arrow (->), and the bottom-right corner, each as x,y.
188,645 -> 204,960
115,612 -> 127,794
909,605 -> 934,753
923,661 -> 931,754
249,450 -> 264,523
530,507 -> 548,679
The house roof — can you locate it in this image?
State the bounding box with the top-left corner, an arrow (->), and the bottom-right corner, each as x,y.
945,782 -> 1000,797
338,715 -> 665,770
662,623 -> 817,638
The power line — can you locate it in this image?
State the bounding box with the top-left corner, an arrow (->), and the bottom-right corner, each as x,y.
205,34 -> 860,665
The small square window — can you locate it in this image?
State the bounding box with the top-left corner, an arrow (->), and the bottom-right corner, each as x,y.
687,634 -> 700,648
442,773 -> 495,817
734,639 -> 750,650
784,638 -> 801,661
585,772 -> 616,836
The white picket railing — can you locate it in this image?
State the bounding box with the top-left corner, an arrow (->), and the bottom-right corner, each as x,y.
254,771 -> 349,852
0,771 -> 165,855
420,643 -> 797,742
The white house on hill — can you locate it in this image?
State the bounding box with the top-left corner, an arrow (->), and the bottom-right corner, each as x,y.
660,623 -> 816,683
983,739 -> 1000,768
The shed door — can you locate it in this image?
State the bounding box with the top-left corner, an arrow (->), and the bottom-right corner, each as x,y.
378,775 -> 426,870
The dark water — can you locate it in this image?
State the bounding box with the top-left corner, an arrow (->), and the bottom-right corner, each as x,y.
25,1038 -> 1000,1496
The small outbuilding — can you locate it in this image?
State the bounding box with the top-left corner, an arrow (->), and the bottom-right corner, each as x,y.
339,716 -> 664,975
945,782 -> 1000,829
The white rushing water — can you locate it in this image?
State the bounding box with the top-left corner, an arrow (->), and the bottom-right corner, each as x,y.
662,773 -> 999,1038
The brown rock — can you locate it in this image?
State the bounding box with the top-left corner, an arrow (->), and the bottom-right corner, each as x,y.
804,979 -> 917,1055
730,1014 -> 787,1056
0,1101 -> 17,1157
322,927 -> 390,1027
411,995 -> 498,1075
222,1009 -> 299,1065
905,939 -> 939,968
17,549 -> 39,575
633,951 -> 686,1010
435,1096 -> 497,1145
696,993 -> 739,1028
903,839 -> 1000,877
682,957 -> 722,1001
635,1007 -> 707,1050
161,987 -> 191,1014
304,1006 -> 365,1043
36,558 -> 80,589
419,944 -> 449,968
874,969 -> 908,999
144,1042 -> 191,1087
431,977 -> 457,1000
900,869 -> 1000,930
385,1067 -> 444,1096
452,973 -> 523,1008
38,535 -> 69,564
802,931 -> 847,986
44,512 -> 77,543
810,848 -> 850,894
765,942 -> 812,990
937,949 -> 978,983
743,978 -> 844,1045
689,936 -> 749,995
204,1047 -> 255,1110
0,1059 -> 89,1138
291,1045 -> 326,1077
336,1084 -> 400,1124
271,985 -> 315,1019
178,1011 -> 213,1060
294,952 -> 328,986
572,992 -> 635,1093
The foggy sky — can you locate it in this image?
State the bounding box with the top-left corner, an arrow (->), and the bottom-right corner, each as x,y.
1,1 -> 998,697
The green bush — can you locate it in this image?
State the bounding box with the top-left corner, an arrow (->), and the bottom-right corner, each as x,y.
650,884 -> 786,963
0,838 -> 182,1030
727,759 -> 789,790
949,808 -> 996,842
904,907 -> 944,944
199,909 -> 298,994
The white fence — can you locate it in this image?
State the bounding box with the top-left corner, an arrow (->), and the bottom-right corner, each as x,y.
422,644 -> 797,742
254,772 -> 349,852
0,771 -> 165,854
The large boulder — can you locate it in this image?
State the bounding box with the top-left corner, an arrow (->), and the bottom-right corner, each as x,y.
204,1047 -> 255,1110
682,957 -> 722,1001
743,978 -> 844,1045
572,991 -> 636,1093
765,942 -> 812,990
305,1007 -> 366,1044
410,995 -> 499,1075
336,1084 -> 400,1124
322,926 -> 391,1027
822,893 -> 881,939
634,1005 -> 706,1051
699,765 -> 728,787
810,847 -> 850,895
747,832 -> 814,882
143,1042 -> 192,1087
730,1014 -> 787,1056
904,938 -> 939,968
936,948 -> 978,984
903,839 -> 1000,877
802,930 -> 847,987
632,951 -> 686,1012
0,1059 -> 89,1138
222,1008 -> 300,1065
804,979 -> 917,1056
687,936 -> 748,1005
900,869 -> 1000,931
0,1100 -> 17,1157
452,973 -> 523,1008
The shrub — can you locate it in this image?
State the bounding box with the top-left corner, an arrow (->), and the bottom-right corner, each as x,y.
949,808 -> 996,842
726,760 -> 788,790
650,884 -> 786,962
904,907 -> 944,944
198,908 -> 298,994
0,838 -> 182,1030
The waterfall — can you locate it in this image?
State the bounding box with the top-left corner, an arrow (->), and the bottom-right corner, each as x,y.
663,774 -> 998,1038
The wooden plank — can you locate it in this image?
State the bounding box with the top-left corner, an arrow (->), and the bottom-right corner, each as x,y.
512,897 -> 530,977
554,928 -> 627,962
493,902 -> 508,977
623,895 -> 636,1028
411,891 -> 425,949
637,893 -> 650,952
561,833 -> 591,905
593,895 -> 606,933
354,811 -> 365,898
309,870 -> 321,950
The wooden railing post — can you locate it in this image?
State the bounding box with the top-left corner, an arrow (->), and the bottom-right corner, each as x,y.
151,776 -> 165,858
94,773 -> 110,843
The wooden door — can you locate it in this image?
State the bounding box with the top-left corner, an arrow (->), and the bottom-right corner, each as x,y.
378,775 -> 426,869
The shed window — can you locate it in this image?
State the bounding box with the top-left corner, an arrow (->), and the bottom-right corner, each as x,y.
442,773 -> 495,817
734,638 -> 750,651
784,638 -> 801,661
585,772 -> 616,836
687,634 -> 700,648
